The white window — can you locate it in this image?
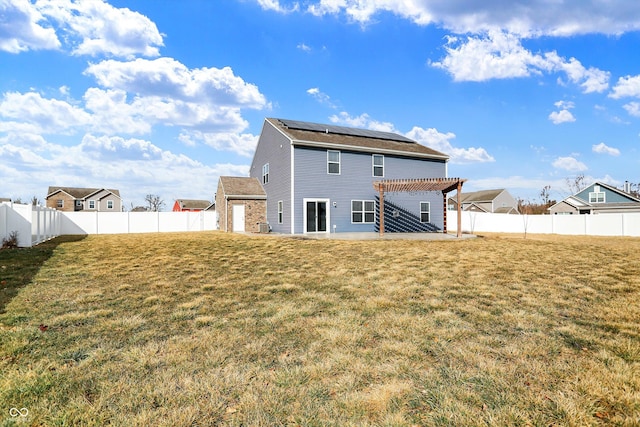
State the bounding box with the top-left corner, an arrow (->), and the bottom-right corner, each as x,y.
107,200 -> 114,209
57,199 -> 63,208
420,202 -> 430,223
352,200 -> 375,223
327,150 -> 340,174
372,154 -> 384,177
88,200 -> 96,209
278,200 -> 283,224
589,186 -> 605,203
262,163 -> 269,184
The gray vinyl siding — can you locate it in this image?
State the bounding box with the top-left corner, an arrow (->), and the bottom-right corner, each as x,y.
293,146 -> 447,233
493,191 -> 518,212
249,121 -> 292,233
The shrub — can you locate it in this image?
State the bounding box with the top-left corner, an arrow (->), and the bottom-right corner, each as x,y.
1,231 -> 19,249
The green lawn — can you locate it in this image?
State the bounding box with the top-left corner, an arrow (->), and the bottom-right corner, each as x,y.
1,232 -> 639,426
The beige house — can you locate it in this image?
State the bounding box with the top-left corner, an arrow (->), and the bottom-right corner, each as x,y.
215,177 -> 267,233
46,187 -> 122,212
448,189 -> 519,214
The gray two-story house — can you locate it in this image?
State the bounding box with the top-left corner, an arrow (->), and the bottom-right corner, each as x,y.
249,118 -> 458,234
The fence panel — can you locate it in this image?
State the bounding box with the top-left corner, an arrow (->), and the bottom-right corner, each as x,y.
450,210 -> 640,237
60,211 -> 217,235
1,203 -> 34,247
32,205 -> 61,245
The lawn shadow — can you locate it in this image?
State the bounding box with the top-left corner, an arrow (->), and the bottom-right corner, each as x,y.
0,235 -> 86,314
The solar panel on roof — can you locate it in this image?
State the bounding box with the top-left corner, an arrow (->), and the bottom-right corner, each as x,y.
278,118 -> 415,143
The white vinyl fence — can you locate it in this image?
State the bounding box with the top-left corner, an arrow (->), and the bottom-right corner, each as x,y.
1,202 -> 62,247
449,211 -> 640,237
60,211 -> 217,235
1,202 -> 217,247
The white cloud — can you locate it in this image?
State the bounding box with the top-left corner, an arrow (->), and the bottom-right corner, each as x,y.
623,102 -> 640,117
307,88 -> 338,109
431,32 -> 610,92
554,100 -> 575,110
1,57 -> 269,157
405,126 -> 495,164
548,99 -> 576,124
329,112 -> 394,132
85,58 -> 267,108
185,131 -> 259,158
302,0 -> 640,36
256,0 -> 299,13
548,110 -> 575,125
35,0 -> 163,58
297,42 -> 311,52
609,75 -> 640,99
592,142 -> 620,156
0,0 -> 60,53
552,156 -> 587,172
0,131 -> 248,205
0,91 -> 92,134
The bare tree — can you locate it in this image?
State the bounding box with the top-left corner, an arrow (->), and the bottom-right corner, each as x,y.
540,185 -> 551,207
31,196 -> 40,206
145,194 -> 165,212
566,174 -> 587,195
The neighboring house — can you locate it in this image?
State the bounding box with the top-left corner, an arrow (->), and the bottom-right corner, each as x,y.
46,187 -> 122,212
248,118 -> 462,235
0,198 -> 11,204
215,176 -> 267,233
172,199 -> 214,212
548,181 -> 640,215
448,189 -> 519,214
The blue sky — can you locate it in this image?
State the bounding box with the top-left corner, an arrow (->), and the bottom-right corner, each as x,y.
2,0 -> 640,209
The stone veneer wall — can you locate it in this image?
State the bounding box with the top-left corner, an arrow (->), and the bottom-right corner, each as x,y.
224,199 -> 267,232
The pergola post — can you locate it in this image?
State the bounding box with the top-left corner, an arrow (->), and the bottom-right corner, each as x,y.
442,192 -> 447,234
379,183 -> 385,237
456,181 -> 463,238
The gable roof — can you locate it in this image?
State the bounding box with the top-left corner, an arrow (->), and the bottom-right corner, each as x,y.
576,181 -> 640,203
47,186 -> 121,200
454,189 -> 506,204
218,177 -> 266,199
548,181 -> 640,211
175,199 -> 212,210
266,118 -> 449,161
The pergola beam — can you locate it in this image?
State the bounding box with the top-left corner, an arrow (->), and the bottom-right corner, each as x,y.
373,178 -> 467,238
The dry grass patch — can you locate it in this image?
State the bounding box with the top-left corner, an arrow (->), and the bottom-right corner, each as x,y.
1,231 -> 639,426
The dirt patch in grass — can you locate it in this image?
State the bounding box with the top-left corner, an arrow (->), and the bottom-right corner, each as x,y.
1,231 -> 639,426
